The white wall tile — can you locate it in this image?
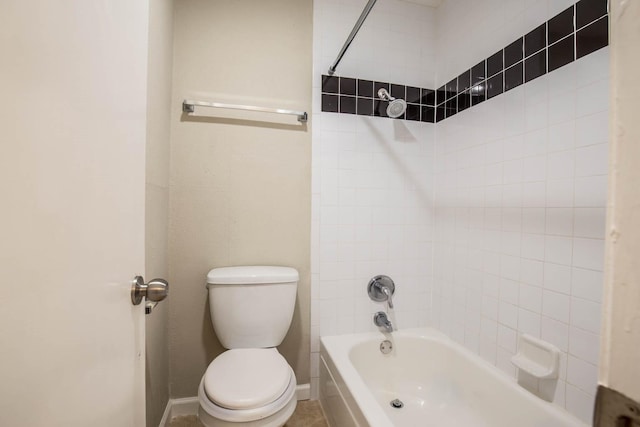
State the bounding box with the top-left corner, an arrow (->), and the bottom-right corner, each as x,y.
499,301 -> 519,329
503,135 -> 523,161
522,234 -> 545,260
566,384 -> 595,424
546,179 -> 574,207
481,317 -> 498,339
542,290 -> 571,323
574,175 -> 608,208
570,297 -> 602,334
518,308 -> 541,337
547,150 -> 575,180
523,182 -> 547,207
483,296 -> 499,320
541,316 -> 569,351
575,111 -> 608,147
500,279 -> 520,305
501,254 -> 521,279
503,159 -> 524,184
544,262 -> 572,294
567,356 -> 598,394
575,144 -> 608,177
569,326 -> 600,365
571,267 -> 603,302
575,79 -> 609,118
548,121 -> 576,152
498,324 -> 518,353
552,379 -> 567,407
522,208 -> 546,234
521,259 -> 544,286
524,128 -> 549,157
545,208 -> 574,236
573,208 -> 606,239
548,94 -> 576,125
544,236 -> 573,266
572,238 -> 605,271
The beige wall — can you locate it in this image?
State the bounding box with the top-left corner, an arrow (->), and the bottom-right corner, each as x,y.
168,0 -> 312,398
599,0 -> 640,403
146,0 -> 174,424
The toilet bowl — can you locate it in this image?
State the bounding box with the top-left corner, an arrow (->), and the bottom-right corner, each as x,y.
197,348 -> 297,427
198,266 -> 299,427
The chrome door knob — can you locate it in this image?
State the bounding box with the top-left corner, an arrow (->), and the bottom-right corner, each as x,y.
131,276 -> 169,305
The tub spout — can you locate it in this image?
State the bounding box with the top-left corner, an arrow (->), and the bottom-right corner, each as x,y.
374,311 -> 393,332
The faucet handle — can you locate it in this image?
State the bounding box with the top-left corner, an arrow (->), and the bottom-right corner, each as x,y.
367,275 -> 395,306
380,285 -> 394,309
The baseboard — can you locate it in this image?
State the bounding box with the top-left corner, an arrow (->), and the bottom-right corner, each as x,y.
158,399 -> 172,427
296,383 -> 311,400
159,385 -> 311,426
170,397 -> 200,417
159,397 -> 199,427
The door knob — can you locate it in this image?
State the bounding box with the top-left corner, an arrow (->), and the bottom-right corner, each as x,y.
131,276 -> 169,306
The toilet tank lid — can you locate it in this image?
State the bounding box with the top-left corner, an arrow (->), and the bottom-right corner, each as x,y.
207,266 -> 299,285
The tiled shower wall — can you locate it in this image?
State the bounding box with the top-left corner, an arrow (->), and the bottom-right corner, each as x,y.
432,48 -> 609,423
311,0 -> 437,397
312,0 -> 609,422
432,0 -> 609,422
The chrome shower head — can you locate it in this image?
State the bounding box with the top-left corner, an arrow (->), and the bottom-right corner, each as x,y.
377,88 -> 407,118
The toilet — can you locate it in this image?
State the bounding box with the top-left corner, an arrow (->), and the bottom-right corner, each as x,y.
198,266 -> 299,427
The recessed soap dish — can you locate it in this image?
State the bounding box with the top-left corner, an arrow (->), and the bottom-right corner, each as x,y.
511,334 -> 560,380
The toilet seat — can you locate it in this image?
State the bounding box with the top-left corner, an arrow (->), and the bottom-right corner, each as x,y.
204,348 -> 291,410
198,349 -> 297,423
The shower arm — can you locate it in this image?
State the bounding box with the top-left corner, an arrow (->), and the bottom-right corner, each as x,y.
378,88 -> 394,101
327,0 -> 378,76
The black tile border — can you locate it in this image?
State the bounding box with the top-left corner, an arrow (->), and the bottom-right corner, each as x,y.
321,0 -> 608,123
577,15 -> 609,59
430,0 -> 608,122
321,74 -> 436,122
548,7 -> 574,45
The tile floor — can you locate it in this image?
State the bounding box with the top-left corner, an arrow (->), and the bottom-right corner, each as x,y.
168,400 -> 328,427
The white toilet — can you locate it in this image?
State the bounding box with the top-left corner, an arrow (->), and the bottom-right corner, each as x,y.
198,266 -> 299,427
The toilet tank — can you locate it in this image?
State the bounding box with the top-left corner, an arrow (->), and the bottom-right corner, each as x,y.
206,266 -> 298,349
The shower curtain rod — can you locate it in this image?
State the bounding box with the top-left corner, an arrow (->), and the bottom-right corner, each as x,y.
327,0 -> 378,75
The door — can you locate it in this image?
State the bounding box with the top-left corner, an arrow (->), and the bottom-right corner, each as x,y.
0,1 -> 149,426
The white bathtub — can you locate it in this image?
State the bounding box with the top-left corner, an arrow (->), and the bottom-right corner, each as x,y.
319,328 -> 586,427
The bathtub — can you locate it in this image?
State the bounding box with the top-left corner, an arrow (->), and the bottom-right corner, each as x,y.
319,328 -> 585,427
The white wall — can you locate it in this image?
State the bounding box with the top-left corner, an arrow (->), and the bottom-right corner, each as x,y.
145,0 -> 173,425
311,0 -> 438,398
314,0 -> 437,88
435,0 -> 575,86
599,0 -> 640,405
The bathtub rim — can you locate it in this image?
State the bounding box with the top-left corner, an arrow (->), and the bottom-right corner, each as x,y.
320,327 -> 587,427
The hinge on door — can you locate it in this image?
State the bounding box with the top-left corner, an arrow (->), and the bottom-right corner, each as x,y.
594,385 -> 640,427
